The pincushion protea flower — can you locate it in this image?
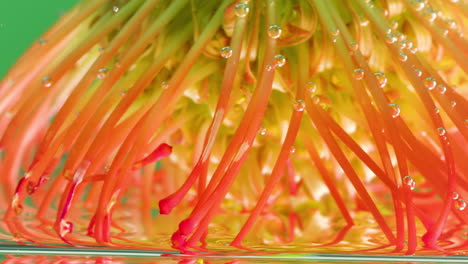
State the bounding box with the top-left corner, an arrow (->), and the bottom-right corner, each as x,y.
0,0 -> 467,255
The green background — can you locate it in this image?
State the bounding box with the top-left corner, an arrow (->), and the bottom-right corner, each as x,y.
0,0 -> 79,78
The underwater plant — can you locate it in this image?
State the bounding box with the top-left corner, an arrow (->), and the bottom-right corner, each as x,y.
0,0 -> 467,256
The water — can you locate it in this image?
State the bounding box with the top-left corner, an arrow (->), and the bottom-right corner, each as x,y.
0,244 -> 467,263
1,203 -> 467,257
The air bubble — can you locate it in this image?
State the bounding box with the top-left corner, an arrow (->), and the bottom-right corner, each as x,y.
234,3 -> 249,18
453,192 -> 460,200
265,65 -> 273,71
388,103 -> 400,118
353,69 -> 364,80
294,100 -> 305,112
395,32 -> 405,41
359,17 -> 370,26
414,68 -> 422,77
434,107 -> 440,114
437,127 -> 446,136
220,46 -> 233,59
385,33 -> 397,44
410,0 -> 425,11
383,9 -> 389,18
112,6 -> 119,13
274,54 -> 286,67
258,126 -> 267,135
444,19 -> 456,29
410,47 -> 418,54
436,84 -> 446,94
397,41 -> 406,49
161,81 -> 169,89
41,77 -> 52,87
267,24 -> 282,39
424,77 -> 436,90
374,72 -> 387,88
289,146 -> 296,154
455,198 -> 466,211
349,41 -> 359,51
330,27 -> 340,36
97,68 -> 109,80
451,101 -> 457,108
403,175 -> 416,190
403,39 -> 413,49
398,52 -> 408,62
307,81 -> 317,93
38,38 -> 47,45
389,20 -> 398,30
423,9 -> 437,23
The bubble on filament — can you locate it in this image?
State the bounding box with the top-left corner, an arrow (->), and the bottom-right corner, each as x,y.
403,175 -> 416,190
267,24 -> 282,39
234,3 -> 250,18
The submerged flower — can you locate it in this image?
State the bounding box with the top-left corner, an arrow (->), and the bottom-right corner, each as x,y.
0,0 -> 467,255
